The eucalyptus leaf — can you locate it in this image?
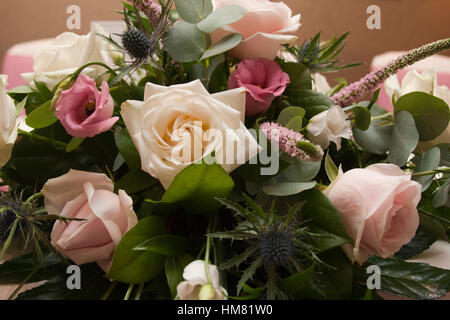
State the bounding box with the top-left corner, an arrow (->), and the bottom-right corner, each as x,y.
432,181 -> 449,208
353,105 -> 393,155
395,92 -> 450,142
197,5 -> 244,33
387,111 -> 419,167
164,21 -> 209,62
351,105 -> 371,131
412,147 -> 441,192
201,33 -> 242,60
282,158 -> 321,182
174,0 -> 213,23
277,106 -> 306,127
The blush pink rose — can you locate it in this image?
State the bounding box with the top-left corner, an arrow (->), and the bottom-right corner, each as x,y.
55,74 -> 119,138
211,0 -> 301,59
228,58 -> 290,117
42,169 -> 138,272
324,164 -> 422,264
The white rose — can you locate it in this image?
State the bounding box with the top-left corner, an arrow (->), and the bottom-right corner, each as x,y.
385,69 -> 450,148
176,260 -> 227,300
306,105 -> 352,150
22,24 -> 113,90
312,73 -> 331,96
0,75 -> 18,168
121,80 -> 261,189
211,0 -> 301,60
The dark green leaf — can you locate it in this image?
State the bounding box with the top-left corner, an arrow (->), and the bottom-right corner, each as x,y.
159,163 -> 234,214
165,255 -> 194,298
368,256 -> 450,300
134,234 -> 186,256
351,106 -> 372,131
107,216 -> 167,284
262,181 -> 316,196
278,263 -> 315,294
116,169 -> 157,194
325,152 -> 338,182
114,128 -> 141,170
395,227 -> 438,260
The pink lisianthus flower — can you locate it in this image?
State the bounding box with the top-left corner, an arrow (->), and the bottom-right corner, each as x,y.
228,58 -> 290,117
55,75 -> 119,138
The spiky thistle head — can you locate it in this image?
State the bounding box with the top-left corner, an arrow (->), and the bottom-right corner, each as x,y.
121,29 -> 152,61
0,192 -> 34,246
259,224 -> 295,265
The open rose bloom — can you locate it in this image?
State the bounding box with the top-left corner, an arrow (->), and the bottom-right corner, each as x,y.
211,0 -> 301,59
324,164 -> 422,265
121,80 -> 261,189
42,170 -> 138,272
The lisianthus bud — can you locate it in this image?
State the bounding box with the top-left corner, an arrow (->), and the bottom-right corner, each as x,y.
198,284 -> 217,300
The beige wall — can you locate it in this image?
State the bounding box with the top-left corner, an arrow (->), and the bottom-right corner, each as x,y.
1,0 -> 449,83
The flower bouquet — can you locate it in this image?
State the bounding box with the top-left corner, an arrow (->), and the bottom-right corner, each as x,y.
0,0 -> 449,301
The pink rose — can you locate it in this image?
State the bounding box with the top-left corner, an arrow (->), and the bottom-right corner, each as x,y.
228,58 -> 290,117
42,170 -> 138,272
55,74 -> 119,138
211,0 -> 301,59
324,164 -> 422,264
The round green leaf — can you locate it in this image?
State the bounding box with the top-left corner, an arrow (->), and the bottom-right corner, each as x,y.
351,105 -> 371,131
277,106 -> 306,127
25,101 -> 58,129
200,33 -> 242,60
387,111 -> 419,167
197,5 -> 244,33
395,92 -> 450,141
412,147 -> 441,192
174,0 -> 213,24
164,21 -> 209,62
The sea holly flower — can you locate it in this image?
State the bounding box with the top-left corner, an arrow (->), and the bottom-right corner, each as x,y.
228,58 -> 290,117
176,260 -> 227,300
55,74 -> 119,138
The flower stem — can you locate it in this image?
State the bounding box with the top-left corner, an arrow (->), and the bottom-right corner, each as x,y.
204,217 -> 214,285
135,284 -> 144,300
124,284 -> 135,300
101,281 -> 118,300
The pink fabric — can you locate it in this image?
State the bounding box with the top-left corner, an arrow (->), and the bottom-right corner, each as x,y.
1,55 -> 33,90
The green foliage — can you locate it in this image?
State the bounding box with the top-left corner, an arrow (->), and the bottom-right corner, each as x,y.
287,89 -> 334,118
324,152 -> 338,182
350,105 -> 372,131
353,105 -> 393,155
394,92 -> 450,142
149,163 -> 235,214
107,216 -> 172,284
164,21 -> 209,62
369,256 -> 450,300
197,5 -> 244,33
165,254 -> 194,298
387,111 -> 419,167
114,128 -> 141,170
412,147 -> 441,191
175,0 -> 213,24
25,101 -> 58,129
262,181 -> 316,197
200,33 -> 242,60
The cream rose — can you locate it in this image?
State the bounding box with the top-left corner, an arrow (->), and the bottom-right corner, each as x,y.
0,75 -> 18,168
121,80 -> 261,189
211,0 -> 301,60
42,170 -> 138,272
385,69 -> 450,149
306,105 -> 352,150
22,24 -> 113,90
324,164 -> 422,264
